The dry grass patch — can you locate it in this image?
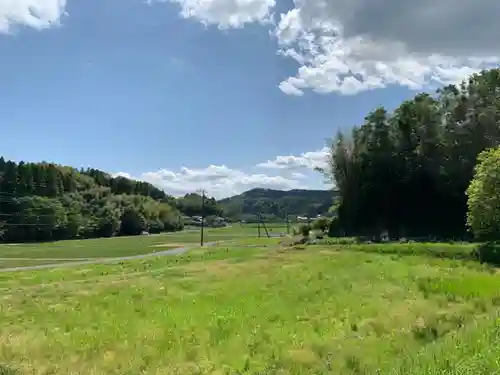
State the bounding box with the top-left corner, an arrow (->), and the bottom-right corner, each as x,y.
179,255 -> 289,278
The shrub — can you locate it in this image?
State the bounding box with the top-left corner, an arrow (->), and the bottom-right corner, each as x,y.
311,217 -> 330,232
328,217 -> 342,237
467,147 -> 500,240
279,235 -> 308,247
298,224 -> 311,237
317,237 -> 357,245
472,242 -> 500,266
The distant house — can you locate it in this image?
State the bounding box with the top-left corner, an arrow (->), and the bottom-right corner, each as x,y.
212,216 -> 229,227
185,215 -> 229,227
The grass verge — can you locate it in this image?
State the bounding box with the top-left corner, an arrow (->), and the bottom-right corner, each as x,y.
0,259 -> 80,270
0,226 -> 258,260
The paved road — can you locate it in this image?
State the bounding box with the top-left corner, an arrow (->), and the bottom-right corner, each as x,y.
0,242 -> 218,273
0,231 -> 287,274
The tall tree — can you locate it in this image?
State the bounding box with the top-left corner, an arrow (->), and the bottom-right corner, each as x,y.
326,68 -> 500,240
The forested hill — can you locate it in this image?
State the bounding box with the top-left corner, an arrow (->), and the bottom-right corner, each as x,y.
0,158 -> 187,243
219,188 -> 337,221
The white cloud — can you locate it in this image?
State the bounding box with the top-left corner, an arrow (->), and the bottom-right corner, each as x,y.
151,0 -> 500,95
3,1 -> 495,98
256,147 -> 329,170
150,0 -> 274,28
115,167 -> 306,199
114,148 -> 330,199
0,0 -> 67,33
274,0 -> 500,95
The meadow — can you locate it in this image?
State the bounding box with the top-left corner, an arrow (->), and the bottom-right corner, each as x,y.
0,226 -> 266,269
1,236 -> 500,374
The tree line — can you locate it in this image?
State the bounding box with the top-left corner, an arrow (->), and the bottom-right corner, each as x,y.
0,158 -> 221,243
326,68 -> 500,240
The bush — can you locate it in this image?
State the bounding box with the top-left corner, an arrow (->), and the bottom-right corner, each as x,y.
311,217 -> 330,232
279,235 -> 308,247
467,147 -> 500,240
328,217 -> 342,237
147,219 -> 164,234
317,237 -> 357,245
472,242 -> 500,266
298,224 -> 311,237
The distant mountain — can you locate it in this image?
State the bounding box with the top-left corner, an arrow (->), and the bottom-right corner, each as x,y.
219,188 -> 338,221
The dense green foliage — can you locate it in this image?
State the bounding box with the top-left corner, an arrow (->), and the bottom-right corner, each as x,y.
466,147 -> 500,240
219,188 -> 336,221
310,217 -> 330,232
327,68 -> 500,240
0,158 -> 185,242
176,193 -> 223,218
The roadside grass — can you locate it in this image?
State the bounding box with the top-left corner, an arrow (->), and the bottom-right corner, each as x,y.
1,242 -> 500,374
0,259 -> 77,270
318,241 -> 478,260
239,222 -> 288,230
0,237 -> 178,260
223,237 -> 283,247
0,245 -> 263,288
0,227 -> 259,261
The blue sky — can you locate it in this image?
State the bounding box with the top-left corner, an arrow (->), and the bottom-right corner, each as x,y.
0,0 -> 497,198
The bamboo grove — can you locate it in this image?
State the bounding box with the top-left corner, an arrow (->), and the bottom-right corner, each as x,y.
327,69 -> 500,240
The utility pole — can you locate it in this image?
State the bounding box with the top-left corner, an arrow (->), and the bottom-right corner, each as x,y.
257,213 -> 261,238
259,213 -> 270,238
200,189 -> 205,247
285,211 -> 290,234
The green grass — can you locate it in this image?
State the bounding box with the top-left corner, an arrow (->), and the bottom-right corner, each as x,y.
330,242 -> 478,260
0,227 -> 263,261
0,237 -> 179,260
1,242 -> 500,374
157,226 -> 273,242
0,258 -> 76,269
240,222 -> 289,229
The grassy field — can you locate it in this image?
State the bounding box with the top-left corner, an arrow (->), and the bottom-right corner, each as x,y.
0,227 -> 267,266
1,241 -> 500,374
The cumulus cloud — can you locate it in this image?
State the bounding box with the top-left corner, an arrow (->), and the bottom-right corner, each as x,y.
150,0 -> 274,28
274,0 -> 500,95
256,147 -> 329,170
114,148 -> 330,198
115,166 -> 306,199
5,1 -> 496,98
150,0 -> 499,95
0,0 -> 67,33
328,0 -> 500,56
